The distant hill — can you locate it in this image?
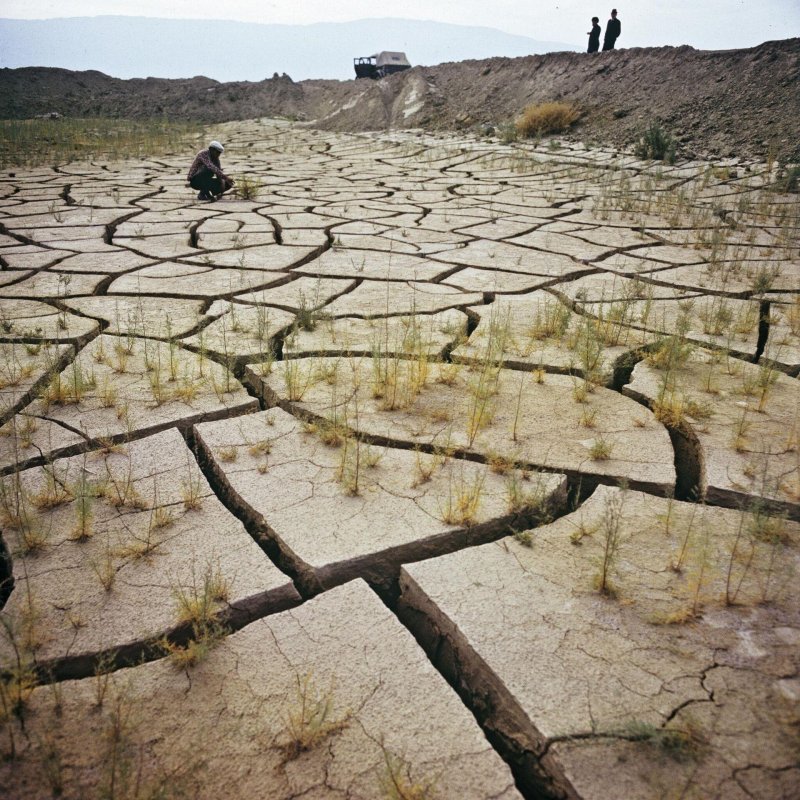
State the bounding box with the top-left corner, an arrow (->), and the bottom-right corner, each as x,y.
0,16 -> 577,81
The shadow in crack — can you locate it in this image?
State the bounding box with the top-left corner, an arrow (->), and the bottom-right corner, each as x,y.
0,533 -> 14,609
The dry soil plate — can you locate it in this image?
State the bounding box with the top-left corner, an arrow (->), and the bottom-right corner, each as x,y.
0,120 -> 798,799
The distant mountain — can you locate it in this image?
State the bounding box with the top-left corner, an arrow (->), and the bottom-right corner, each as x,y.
0,16 -> 577,82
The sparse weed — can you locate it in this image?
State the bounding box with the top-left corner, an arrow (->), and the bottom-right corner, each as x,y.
527,300 -> 571,341
67,467 -> 94,542
181,471 -> 204,511
379,747 -> 439,800
90,538 -> 117,592
218,445 -> 238,463
439,466 -> 485,526
589,435 -> 613,461
652,390 -> 712,427
412,449 -> 442,487
236,175 -> 261,200
506,470 -> 549,518
621,719 -> 704,762
646,335 -> 693,375
513,529 -> 534,547
596,487 -> 626,595
164,561 -> 231,668
282,673 -> 351,760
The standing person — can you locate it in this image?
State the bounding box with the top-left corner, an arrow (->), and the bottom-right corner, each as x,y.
602,9 -> 621,51
187,140 -> 234,202
587,17 -> 601,53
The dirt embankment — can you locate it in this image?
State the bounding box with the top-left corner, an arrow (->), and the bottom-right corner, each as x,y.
1,38 -> 798,160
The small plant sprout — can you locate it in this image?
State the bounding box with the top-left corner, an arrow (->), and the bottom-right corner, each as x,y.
36,731 -> 64,796
672,501 -> 699,573
412,448 -> 442,487
465,364 -> 500,447
90,535 -> 117,592
506,470 -> 549,518
439,465 -> 485,526
596,486 -> 626,595
527,299 -> 571,341
724,508 -> 756,606
336,433 -> 363,496
747,498 -> 787,543
688,522 -> 712,618
218,445 -> 238,463
32,463 -> 73,509
511,370 -> 528,442
660,488 -> 676,535
569,512 -> 600,546
621,719 -> 704,762
68,465 -> 94,542
98,375 -> 118,408
284,357 -> 316,401
93,651 -> 117,708
0,612 -> 38,756
118,477 -> 171,559
102,457 -> 145,510
580,405 -> 598,428
164,560 -> 231,667
732,403 -> 751,452
151,500 -> 175,531
589,434 -> 613,461
756,360 -> 779,413
282,673 -> 351,760
1,471 -> 48,554
236,175 -> 261,201
379,746 -> 439,800
181,458 -> 204,511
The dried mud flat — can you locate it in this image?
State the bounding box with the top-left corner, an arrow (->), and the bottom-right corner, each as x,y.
0,119 -> 799,799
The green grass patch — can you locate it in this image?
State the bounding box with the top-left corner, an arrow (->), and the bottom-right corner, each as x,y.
0,117 -> 206,168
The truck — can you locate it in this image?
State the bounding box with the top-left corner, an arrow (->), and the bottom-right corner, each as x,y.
353,51 -> 411,79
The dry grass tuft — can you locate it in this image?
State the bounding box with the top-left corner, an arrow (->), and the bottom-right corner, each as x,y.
516,102 -> 580,138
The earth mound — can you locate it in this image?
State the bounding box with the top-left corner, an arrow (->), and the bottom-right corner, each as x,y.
1,38 -> 798,160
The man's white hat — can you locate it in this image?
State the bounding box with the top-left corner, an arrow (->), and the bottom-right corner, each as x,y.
209,140 -> 225,153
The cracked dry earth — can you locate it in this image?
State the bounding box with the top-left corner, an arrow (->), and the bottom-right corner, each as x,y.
0,119 -> 799,800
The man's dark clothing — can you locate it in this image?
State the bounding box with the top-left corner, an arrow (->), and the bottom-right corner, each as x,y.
189,168 -> 227,197
588,23 -> 601,53
187,148 -> 226,182
188,148 -> 230,198
602,17 -> 621,50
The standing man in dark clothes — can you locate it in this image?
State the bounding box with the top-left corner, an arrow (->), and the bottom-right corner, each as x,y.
587,17 -> 601,52
602,9 -> 621,51
187,140 -> 234,202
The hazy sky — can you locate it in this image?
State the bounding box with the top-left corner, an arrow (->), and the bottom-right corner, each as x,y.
1,1 -> 798,50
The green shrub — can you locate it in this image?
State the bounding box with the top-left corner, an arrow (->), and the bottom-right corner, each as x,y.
515,102 -> 580,138
773,164 -> 799,193
496,122 -> 518,143
634,122 -> 677,163
0,117 -> 204,168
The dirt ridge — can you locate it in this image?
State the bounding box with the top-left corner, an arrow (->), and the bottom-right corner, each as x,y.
1,38 -> 799,160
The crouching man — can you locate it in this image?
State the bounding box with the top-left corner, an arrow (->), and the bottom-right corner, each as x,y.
188,140 -> 234,201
